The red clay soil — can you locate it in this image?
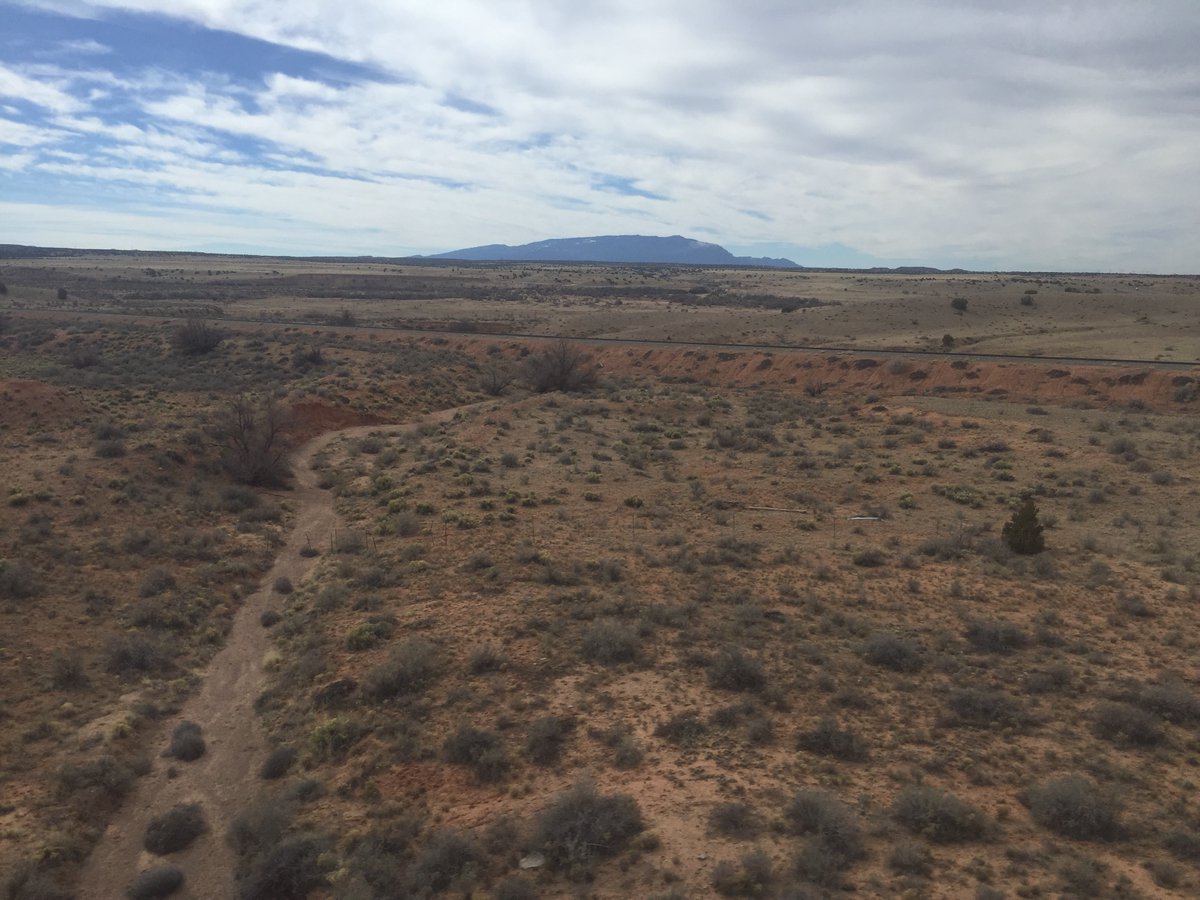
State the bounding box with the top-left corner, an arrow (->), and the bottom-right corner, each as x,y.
289,400 -> 385,443
0,379 -> 86,429
435,336 -> 1199,413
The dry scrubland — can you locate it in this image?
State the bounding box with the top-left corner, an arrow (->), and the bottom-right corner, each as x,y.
1,255 -> 1200,898
4,253 -> 1200,360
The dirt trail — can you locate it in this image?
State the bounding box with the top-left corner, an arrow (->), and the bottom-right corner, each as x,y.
78,405 -> 472,899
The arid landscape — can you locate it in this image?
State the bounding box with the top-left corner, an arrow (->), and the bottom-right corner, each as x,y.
3,253 -> 1200,899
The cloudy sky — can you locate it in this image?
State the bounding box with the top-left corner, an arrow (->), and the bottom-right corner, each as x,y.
1,1 -> 1197,271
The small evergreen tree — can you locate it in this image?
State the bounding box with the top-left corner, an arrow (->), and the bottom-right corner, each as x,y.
1003,498 -> 1045,555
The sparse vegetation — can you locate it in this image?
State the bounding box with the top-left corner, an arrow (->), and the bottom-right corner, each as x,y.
5,258 -> 1199,897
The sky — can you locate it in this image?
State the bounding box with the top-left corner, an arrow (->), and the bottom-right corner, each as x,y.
1,1 -> 1198,272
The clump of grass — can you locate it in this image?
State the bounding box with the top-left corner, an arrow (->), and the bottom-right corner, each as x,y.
143,803 -> 206,855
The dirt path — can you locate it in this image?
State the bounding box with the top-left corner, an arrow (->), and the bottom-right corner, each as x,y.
78,405 -> 473,899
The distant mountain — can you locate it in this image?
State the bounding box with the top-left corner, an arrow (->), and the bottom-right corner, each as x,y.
427,235 -> 799,268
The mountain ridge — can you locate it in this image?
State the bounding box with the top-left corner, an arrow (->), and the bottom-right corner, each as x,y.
426,234 -> 800,267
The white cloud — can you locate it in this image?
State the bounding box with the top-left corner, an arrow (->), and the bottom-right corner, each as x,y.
3,1 -> 1200,269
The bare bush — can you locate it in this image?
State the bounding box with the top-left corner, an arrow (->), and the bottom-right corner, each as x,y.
210,395 -> 294,487
525,339 -> 597,393
173,317 -> 223,355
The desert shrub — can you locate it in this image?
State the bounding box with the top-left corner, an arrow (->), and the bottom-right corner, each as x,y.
655,711 -> 709,747
127,865 -> 185,899
406,830 -> 481,895
792,835 -> 855,889
260,610 -> 281,628
442,725 -> 509,782
227,796 -> 295,860
525,339 -> 597,393
55,755 -> 139,815
49,654 -> 87,690
94,438 -> 127,458
273,576 -> 293,594
1139,680 -> 1200,724
173,318 -> 222,355
951,297 -> 968,312
291,345 -> 324,370
852,548 -> 887,567
139,566 -> 176,598
612,734 -> 644,769
948,688 -> 1025,728
237,835 -> 328,900
344,617 -> 394,651
581,620 -> 639,664
892,785 -> 987,843
784,790 -> 863,860
887,841 -> 932,876
1002,498 -> 1045,554
862,631 -> 923,672
308,717 -> 366,763
260,747 -> 295,780
467,644 -> 507,674
533,781 -> 642,875
362,638 -> 439,701
708,647 -> 767,692
708,801 -> 761,838
1026,774 -> 1121,840
1164,828 -> 1200,861
1091,702 -> 1164,747
0,558 -> 37,599
797,720 -> 869,761
526,715 -> 575,766
492,877 -> 536,900
164,721 -> 206,761
711,849 -> 774,896
104,632 -> 172,675
143,803 -> 206,855
1025,663 -> 1073,694
965,619 -> 1029,654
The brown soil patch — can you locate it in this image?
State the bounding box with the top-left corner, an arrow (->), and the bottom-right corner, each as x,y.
0,379 -> 85,429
